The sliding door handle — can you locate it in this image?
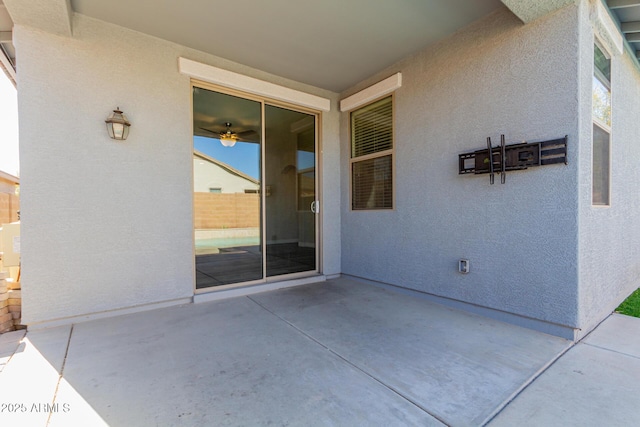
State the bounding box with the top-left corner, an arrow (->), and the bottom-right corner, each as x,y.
310,200 -> 319,214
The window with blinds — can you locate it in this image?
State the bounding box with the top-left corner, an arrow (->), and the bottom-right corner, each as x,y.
350,96 -> 393,210
592,43 -> 611,206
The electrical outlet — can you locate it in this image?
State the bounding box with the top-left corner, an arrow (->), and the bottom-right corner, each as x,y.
459,259 -> 470,274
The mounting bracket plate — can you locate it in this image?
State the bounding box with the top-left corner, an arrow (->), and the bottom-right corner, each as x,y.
458,136 -> 567,183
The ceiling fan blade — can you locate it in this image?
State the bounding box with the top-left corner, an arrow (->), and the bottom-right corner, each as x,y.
237,129 -> 258,137
198,126 -> 258,143
198,127 -> 220,135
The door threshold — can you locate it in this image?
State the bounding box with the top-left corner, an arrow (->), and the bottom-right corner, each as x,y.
193,274 -> 326,304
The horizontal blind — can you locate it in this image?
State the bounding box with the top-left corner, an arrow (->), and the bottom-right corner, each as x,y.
351,96 -> 393,158
352,155 -> 393,209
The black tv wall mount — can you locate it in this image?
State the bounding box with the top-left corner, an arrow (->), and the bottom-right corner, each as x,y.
458,135 -> 567,184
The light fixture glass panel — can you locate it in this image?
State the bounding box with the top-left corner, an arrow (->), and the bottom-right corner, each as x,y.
112,123 -> 124,139
220,136 -> 237,147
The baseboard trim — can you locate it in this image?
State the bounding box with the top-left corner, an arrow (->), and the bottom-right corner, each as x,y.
342,274 -> 578,340
26,297 -> 193,331
194,275 -> 326,304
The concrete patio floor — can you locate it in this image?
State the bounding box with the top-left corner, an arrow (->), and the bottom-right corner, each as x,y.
0,277 -> 638,426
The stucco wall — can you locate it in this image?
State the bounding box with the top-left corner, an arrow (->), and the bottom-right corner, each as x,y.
340,6 -> 581,330
577,2 -> 640,337
15,14 -> 340,325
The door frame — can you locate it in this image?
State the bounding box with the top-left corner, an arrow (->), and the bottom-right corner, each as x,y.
190,80 -> 323,294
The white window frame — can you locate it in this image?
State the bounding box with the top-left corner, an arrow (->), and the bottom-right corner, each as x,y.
592,40 -> 612,207
348,94 -> 395,211
340,73 -> 401,211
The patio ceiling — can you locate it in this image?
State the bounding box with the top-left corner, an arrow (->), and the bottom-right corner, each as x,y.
69,0 -> 504,92
607,0 -> 640,60
5,1 -> 630,92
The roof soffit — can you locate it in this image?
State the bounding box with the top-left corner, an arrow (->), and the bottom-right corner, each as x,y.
69,0 -> 503,92
606,0 -> 640,60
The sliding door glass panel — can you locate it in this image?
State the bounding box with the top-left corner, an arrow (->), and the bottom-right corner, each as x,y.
264,105 -> 316,277
193,87 -> 262,288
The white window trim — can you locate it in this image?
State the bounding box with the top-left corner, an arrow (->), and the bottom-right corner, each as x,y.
590,0 -> 623,57
593,116 -> 611,134
592,39 -> 612,207
340,73 -> 402,112
349,94 -> 395,211
179,57 -> 331,112
594,38 -> 612,132
591,121 -> 612,208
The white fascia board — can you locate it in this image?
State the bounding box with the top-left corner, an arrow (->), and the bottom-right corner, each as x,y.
591,0 -> 624,55
178,57 -> 330,112
339,73 -> 402,112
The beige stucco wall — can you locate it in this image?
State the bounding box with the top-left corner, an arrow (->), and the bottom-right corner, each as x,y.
340,5 -> 582,338
15,13 -> 341,325
576,1 -> 640,338
18,0 -> 638,339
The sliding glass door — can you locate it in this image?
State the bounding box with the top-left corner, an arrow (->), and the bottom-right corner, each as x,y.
192,85 -> 317,290
265,104 -> 317,277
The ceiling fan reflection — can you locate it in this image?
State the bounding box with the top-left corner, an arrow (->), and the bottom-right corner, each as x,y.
199,122 -> 258,147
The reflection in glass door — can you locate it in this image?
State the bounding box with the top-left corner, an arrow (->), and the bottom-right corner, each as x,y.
265,105 -> 316,277
193,88 -> 262,288
193,86 -> 317,290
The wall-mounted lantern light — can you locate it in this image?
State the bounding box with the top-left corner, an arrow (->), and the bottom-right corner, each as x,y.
105,107 -> 131,140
